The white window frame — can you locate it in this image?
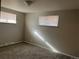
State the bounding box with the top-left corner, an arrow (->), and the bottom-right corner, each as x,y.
0,11 -> 16,24
39,15 -> 59,27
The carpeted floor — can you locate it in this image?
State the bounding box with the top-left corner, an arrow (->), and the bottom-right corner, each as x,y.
0,43 -> 78,59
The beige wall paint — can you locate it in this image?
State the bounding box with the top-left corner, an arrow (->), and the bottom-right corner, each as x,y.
74,10 -> 79,57
25,10 -> 79,57
0,7 -> 25,46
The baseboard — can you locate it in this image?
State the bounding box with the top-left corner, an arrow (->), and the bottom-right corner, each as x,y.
24,41 -> 50,51
0,41 -> 22,47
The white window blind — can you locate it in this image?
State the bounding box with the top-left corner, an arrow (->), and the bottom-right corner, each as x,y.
39,16 -> 59,27
0,11 -> 16,24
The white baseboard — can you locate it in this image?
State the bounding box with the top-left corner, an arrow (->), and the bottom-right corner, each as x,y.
24,41 -> 49,51
0,41 -> 22,47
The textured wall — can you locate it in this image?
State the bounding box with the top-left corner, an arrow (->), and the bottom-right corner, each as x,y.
0,7 -> 25,46
25,10 -> 79,57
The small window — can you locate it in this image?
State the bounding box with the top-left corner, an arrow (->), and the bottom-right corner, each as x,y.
0,11 -> 16,24
39,16 -> 59,27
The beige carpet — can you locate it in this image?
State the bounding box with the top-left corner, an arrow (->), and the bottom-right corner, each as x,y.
0,43 -> 77,59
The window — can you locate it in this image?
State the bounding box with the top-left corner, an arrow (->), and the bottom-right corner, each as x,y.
39,16 -> 59,27
0,11 -> 16,24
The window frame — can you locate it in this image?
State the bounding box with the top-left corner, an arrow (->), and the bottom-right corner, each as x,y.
0,11 -> 16,24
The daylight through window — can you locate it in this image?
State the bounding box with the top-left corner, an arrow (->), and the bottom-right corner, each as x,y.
0,11 -> 16,24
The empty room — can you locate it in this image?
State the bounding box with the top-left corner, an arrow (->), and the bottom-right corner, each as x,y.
0,0 -> 79,59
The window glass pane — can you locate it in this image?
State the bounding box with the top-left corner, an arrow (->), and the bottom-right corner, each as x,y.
0,19 -> 7,23
7,19 -> 16,23
39,16 -> 59,27
0,11 -> 16,24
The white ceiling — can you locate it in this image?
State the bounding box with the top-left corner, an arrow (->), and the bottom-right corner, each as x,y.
1,0 -> 79,13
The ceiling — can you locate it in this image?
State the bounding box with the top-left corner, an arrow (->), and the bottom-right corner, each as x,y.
1,0 -> 79,13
